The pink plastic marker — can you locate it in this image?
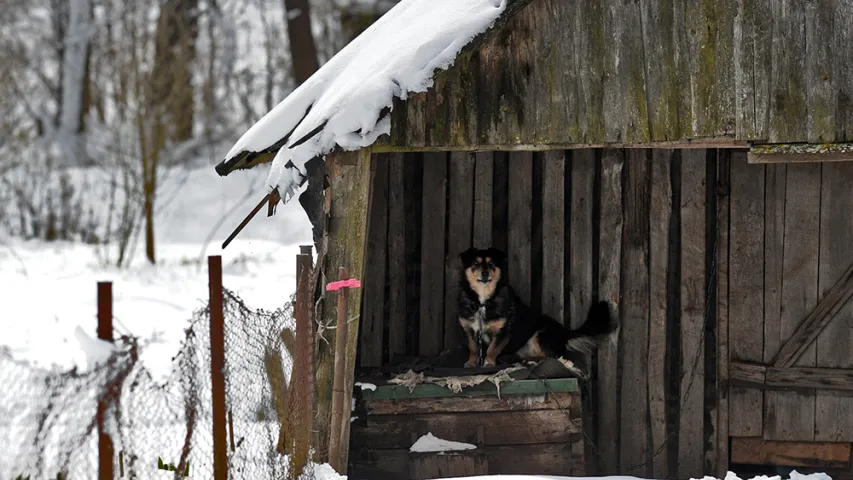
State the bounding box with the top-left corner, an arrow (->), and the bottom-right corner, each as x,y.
326,278 -> 362,291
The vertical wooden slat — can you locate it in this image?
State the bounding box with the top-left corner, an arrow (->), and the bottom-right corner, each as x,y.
508,151 -> 533,304
492,152 -> 510,254
837,1 -> 853,141
805,0 -> 836,143
361,155 -> 389,367
473,152 -> 494,248
714,151 -> 731,477
619,149 -> 650,478
768,0 -> 808,142
541,150 -> 565,321
597,149 -> 623,474
729,153 -> 766,438
762,163 -> 785,441
639,0 -> 682,141
569,150 -> 595,328
815,162 -> 853,442
648,150 -> 672,478
766,163 -> 821,441
419,153 -> 447,357
678,149 -> 706,479
387,153 -> 407,360
445,152 -> 475,351
404,154 -> 424,356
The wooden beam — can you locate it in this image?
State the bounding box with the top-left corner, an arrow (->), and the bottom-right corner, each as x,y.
771,260 -> 853,368
730,437 -> 851,469
730,361 -> 853,392
361,378 -> 580,402
370,139 -> 749,153
748,151 -> 853,163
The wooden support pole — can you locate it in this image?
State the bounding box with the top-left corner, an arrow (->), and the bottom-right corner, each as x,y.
292,247 -> 314,477
97,281 -> 114,480
329,267 -> 350,471
208,255 -> 228,480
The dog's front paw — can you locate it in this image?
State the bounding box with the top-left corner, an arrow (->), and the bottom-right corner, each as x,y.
464,358 -> 479,368
483,359 -> 497,367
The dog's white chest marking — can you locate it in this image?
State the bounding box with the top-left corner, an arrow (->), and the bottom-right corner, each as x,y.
472,305 -> 490,343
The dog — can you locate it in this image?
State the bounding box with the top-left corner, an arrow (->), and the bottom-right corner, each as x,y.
457,247 -> 618,370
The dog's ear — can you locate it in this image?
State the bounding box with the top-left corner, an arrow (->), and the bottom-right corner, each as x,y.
486,247 -> 507,266
459,247 -> 479,265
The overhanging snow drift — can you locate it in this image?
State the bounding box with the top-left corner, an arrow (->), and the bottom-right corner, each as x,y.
217,0 -> 516,204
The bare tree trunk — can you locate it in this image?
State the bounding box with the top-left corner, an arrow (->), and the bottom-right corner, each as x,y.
152,0 -> 199,142
283,0 -> 319,84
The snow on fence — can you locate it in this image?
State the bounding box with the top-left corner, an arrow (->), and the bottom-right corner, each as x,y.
1,254 -> 317,480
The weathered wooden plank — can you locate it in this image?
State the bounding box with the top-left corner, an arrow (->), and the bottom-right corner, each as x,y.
730,437 -> 851,469
353,410 -> 582,449
367,392 -> 577,415
569,150 -> 594,328
805,0 -> 836,142
729,362 -> 768,388
728,152 -> 765,437
769,0 -> 808,142
648,149 -> 672,479
815,162 -> 853,441
713,150 -> 731,477
728,361 -> 853,393
619,149 -> 651,478
766,163 -> 821,441
749,151 -> 853,164
508,151 -> 533,304
315,149 -> 372,462
362,378 -> 580,402
444,152 -> 475,351
492,152 -> 509,254
678,149 -> 706,479
640,0 -> 682,141
734,0 -> 758,139
596,148 -> 623,475
387,153 -> 407,359
485,443 -> 585,476
574,0 -> 605,142
472,152 -> 494,248
837,1 -> 853,141
361,154 -> 389,367
404,154 -> 423,357
409,451 -> 489,480
540,150 -> 565,321
418,153 -> 448,357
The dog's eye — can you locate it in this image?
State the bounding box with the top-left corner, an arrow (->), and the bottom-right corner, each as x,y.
472,261 -> 480,267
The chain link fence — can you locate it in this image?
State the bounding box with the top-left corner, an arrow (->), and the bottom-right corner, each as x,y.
0,286 -> 312,480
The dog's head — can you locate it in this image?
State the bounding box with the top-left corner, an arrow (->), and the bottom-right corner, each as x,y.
459,247 -> 506,294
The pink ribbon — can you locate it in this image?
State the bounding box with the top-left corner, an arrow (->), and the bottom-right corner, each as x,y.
326,278 -> 362,291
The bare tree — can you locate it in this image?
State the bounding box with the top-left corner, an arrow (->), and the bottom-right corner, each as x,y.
283,0 -> 319,84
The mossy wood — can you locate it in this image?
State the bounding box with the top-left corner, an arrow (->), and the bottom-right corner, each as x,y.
360,378 -> 579,401
370,0 -> 853,150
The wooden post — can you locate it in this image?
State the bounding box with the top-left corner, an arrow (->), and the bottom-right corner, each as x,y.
292,246 -> 314,477
97,281 -> 114,480
208,255 -> 228,480
329,267 -> 349,471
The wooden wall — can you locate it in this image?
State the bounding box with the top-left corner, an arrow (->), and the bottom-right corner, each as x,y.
376,0 -> 853,149
358,148 -> 729,479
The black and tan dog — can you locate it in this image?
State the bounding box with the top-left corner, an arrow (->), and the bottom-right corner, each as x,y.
457,247 -> 618,369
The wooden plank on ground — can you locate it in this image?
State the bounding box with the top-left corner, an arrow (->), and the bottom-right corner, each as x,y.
648,149 -> 672,479
730,437 -> 851,469
508,151 -> 533,304
361,154 -> 389,367
353,409 -> 583,449
540,150 -> 565,321
768,0 -> 808,142
678,149 -> 706,479
444,152 -> 475,351
387,153 -> 407,359
473,152 -> 494,248
619,149 -> 651,478
815,162 -> 853,441
367,392 -> 577,415
569,150 -> 594,328
714,150 -> 731,477
419,153 -> 448,357
805,0 -> 836,143
728,153 -> 765,437
766,163 -> 821,441
597,148 -> 623,474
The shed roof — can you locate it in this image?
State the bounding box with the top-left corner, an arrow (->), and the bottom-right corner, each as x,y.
216,0 -> 529,205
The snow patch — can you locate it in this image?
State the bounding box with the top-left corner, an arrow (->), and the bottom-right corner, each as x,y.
73,326 -> 118,371
410,432 -> 477,453
224,0 -> 509,203
355,381 -> 376,391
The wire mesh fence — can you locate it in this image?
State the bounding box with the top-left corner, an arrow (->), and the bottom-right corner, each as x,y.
0,279 -> 311,480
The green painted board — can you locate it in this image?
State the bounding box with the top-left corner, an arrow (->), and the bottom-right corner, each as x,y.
361,378 -> 579,401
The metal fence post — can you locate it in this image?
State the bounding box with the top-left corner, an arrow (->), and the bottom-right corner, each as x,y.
97,281 -> 114,480
209,256 -> 228,480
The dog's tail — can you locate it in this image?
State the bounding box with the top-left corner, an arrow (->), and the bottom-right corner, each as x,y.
565,301 -> 619,354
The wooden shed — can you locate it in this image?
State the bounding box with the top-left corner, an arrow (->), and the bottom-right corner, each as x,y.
217,0 -> 853,479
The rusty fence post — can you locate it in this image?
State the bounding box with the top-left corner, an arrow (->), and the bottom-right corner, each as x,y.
208,256 -> 228,480
97,281 -> 115,480
291,246 -> 314,477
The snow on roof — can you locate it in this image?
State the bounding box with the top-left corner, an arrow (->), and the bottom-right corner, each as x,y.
219,0 -> 513,204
